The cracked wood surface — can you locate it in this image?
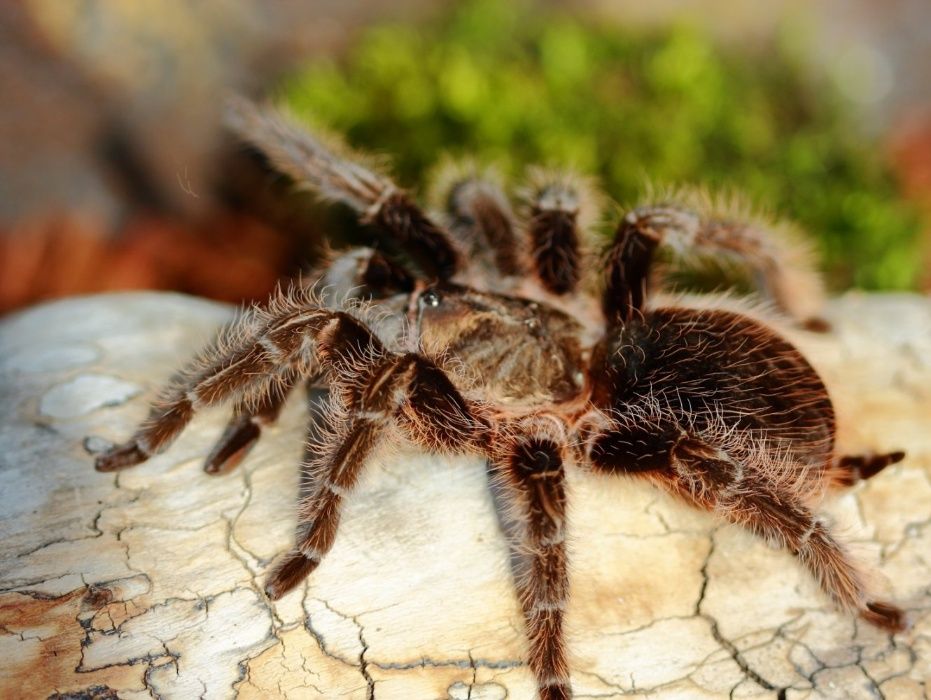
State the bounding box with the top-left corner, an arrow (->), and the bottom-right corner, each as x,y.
1,291 -> 929,700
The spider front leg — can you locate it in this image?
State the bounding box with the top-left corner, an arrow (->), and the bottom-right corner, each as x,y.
226,96 -> 461,280
489,427 -> 572,700
201,249 -> 415,475
94,303 -> 291,472
265,353 -> 489,598
94,249 -> 414,474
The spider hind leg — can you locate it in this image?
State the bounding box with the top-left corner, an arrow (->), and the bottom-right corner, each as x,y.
602,197 -> 826,327
589,424 -> 906,632
676,437 -> 904,631
831,450 -> 906,487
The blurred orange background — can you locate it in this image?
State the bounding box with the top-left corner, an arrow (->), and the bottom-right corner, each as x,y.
1,0 -> 929,316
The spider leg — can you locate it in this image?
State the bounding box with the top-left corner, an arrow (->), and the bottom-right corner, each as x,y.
488,427 -> 572,700
99,293 -> 486,596
601,212 -> 660,325
435,165 -> 523,277
603,199 -> 825,327
264,409 -> 386,597
202,369 -> 302,475
589,425 -> 906,632
95,296 -> 353,473
265,352 -> 489,598
95,247 -> 418,474
97,282 -> 486,479
94,302 -> 288,472
672,437 -> 904,631
521,170 -> 598,295
226,96 -> 460,280
830,450 -> 906,487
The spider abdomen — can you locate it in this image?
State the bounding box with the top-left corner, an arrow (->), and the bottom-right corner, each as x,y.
589,307 -> 836,479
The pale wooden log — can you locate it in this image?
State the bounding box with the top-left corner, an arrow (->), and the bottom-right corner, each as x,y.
0,291 -> 928,700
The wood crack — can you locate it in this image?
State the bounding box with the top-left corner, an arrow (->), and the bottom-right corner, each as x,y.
2,292 -> 929,698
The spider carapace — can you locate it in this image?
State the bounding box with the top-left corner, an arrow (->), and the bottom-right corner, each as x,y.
93,97 -> 906,700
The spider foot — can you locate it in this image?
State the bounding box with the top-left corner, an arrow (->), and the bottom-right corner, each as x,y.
836,450 -> 906,485
264,549 -> 319,600
539,681 -> 572,700
802,316 -> 832,333
862,600 -> 907,633
94,440 -> 148,472
203,414 -> 262,475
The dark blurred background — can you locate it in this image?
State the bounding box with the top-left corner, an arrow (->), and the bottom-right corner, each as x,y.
2,0 -> 929,316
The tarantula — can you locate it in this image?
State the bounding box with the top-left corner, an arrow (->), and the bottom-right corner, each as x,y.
93,97 -> 906,700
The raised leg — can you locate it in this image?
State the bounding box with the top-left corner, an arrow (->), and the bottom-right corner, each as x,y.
521,170 -> 598,296
603,196 -> 825,327
489,425 -> 572,700
314,247 -> 416,306
226,96 -> 460,280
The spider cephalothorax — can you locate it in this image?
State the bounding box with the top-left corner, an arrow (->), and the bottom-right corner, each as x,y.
417,283 -> 587,405
92,97 -> 906,700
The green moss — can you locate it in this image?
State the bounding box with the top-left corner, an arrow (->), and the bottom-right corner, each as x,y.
280,0 -> 922,290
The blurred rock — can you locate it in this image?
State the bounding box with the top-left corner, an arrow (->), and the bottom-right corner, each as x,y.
1,291 -> 929,698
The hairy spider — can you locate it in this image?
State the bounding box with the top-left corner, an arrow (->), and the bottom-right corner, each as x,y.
93,97 -> 906,700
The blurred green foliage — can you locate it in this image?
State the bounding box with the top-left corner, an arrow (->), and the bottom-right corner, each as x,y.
281,0 -> 922,290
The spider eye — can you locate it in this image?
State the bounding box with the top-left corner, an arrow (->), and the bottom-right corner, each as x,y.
420,289 -> 442,307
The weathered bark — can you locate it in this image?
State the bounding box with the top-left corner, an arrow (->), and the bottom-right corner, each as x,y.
0,291 -> 928,699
